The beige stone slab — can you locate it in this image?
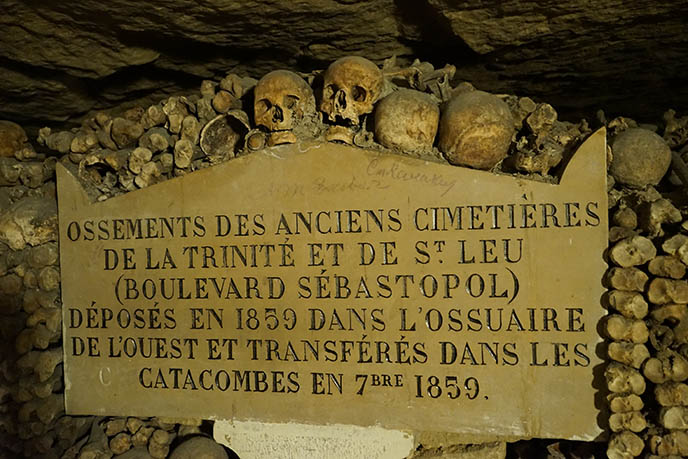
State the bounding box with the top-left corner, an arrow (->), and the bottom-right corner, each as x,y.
214,420 -> 414,459
58,129 -> 608,440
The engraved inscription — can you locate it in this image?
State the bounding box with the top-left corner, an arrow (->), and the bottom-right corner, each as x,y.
58,132 -> 608,440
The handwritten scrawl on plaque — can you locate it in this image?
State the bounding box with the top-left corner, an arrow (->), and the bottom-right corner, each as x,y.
58,129 -> 608,440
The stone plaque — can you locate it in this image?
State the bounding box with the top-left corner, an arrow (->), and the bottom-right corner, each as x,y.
58,129 -> 608,440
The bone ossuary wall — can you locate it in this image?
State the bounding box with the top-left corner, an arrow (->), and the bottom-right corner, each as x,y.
2,3 -> 688,459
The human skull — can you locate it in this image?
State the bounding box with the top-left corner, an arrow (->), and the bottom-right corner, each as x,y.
512,136 -> 564,175
438,90 -> 514,170
374,89 -> 439,152
0,120 -> 28,157
200,111 -> 249,163
254,70 -> 315,135
610,127 -> 671,188
321,56 -> 383,126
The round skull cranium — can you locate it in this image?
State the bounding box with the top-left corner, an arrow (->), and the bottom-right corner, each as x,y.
374,89 -> 439,152
320,56 -> 383,126
254,70 -> 315,134
438,90 -> 514,170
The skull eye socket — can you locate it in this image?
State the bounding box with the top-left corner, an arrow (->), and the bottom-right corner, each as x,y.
256,99 -> 272,116
352,85 -> 367,102
324,84 -> 338,99
285,95 -> 299,110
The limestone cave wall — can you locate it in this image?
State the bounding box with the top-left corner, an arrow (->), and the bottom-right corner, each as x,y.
1,0 -> 687,132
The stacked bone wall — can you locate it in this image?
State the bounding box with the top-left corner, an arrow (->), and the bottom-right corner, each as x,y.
0,56 -> 686,458
605,114 -> 688,458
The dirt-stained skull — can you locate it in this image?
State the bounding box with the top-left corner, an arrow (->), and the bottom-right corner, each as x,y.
438,90 -> 514,170
321,56 -> 383,126
254,70 -> 315,135
374,89 -> 439,152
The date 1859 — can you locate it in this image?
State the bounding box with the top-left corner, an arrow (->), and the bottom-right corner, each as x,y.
415,375 -> 481,400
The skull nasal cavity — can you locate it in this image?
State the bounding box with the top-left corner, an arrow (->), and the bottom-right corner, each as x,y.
336,90 -> 347,109
272,106 -> 284,123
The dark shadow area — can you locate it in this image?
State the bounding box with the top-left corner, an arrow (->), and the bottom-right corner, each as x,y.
507,438 -> 607,458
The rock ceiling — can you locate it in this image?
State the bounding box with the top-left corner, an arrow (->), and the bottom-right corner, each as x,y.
1,0 -> 687,131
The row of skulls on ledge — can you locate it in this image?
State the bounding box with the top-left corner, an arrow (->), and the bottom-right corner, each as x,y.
249,56 -> 514,170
